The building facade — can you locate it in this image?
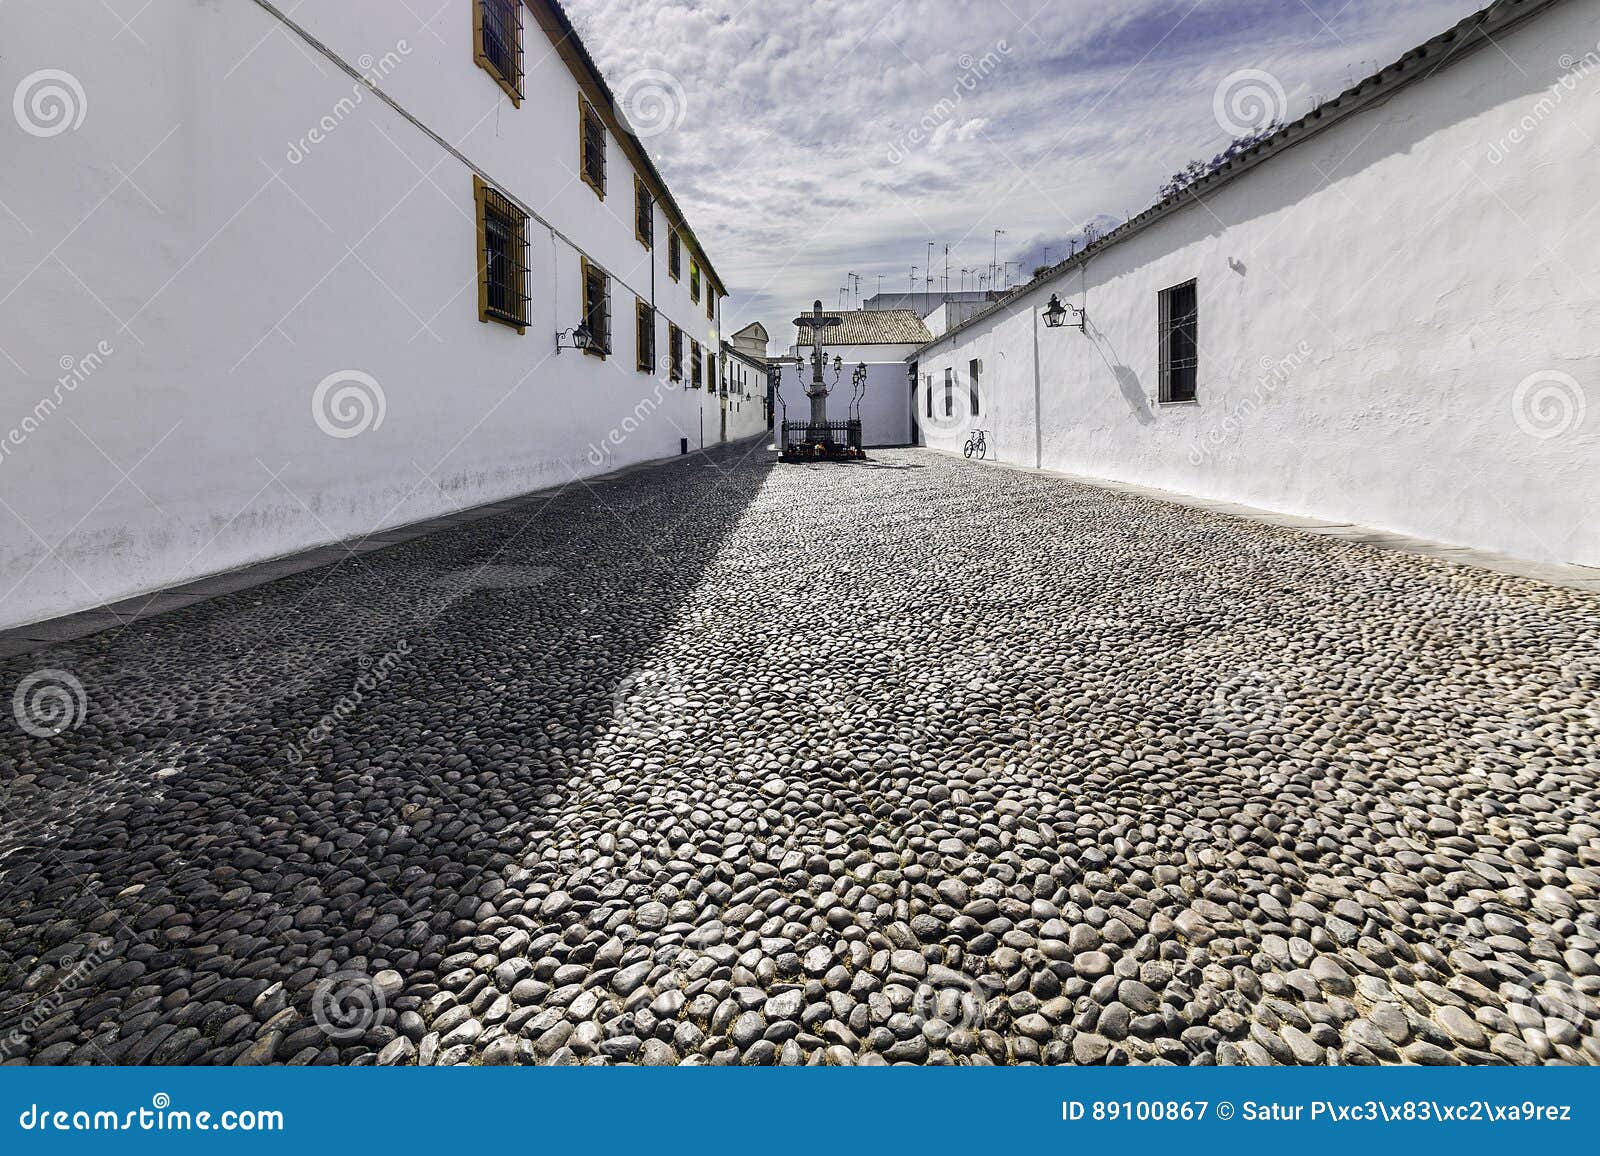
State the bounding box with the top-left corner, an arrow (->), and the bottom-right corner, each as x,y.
0,0 -> 732,629
720,345 -> 771,442
912,0 -> 1597,568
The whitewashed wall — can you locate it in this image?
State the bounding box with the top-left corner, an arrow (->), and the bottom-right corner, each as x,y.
719,352 -> 769,442
0,0 -> 730,629
916,0 -> 1599,568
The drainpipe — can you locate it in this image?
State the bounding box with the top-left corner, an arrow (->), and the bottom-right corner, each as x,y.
1031,301 -> 1042,469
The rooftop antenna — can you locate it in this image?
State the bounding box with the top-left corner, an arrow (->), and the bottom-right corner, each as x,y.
991,228 -> 1006,294
875,272 -> 883,305
909,266 -> 917,295
943,243 -> 950,301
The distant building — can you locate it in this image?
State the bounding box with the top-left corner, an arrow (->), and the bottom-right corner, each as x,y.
862,291 -> 997,314
721,324 -> 771,437
728,322 -> 770,363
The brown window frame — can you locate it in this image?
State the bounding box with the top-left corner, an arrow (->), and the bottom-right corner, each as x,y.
581,257 -> 611,358
706,286 -> 714,321
1158,279 -> 1199,403
474,176 -> 529,332
635,299 -> 655,373
667,231 -> 682,281
579,97 -> 606,199
473,0 -> 523,105
690,339 -> 702,389
689,259 -> 701,303
668,324 -> 683,382
634,176 -> 653,249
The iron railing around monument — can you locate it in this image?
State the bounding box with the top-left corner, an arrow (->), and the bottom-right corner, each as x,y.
781,420 -> 862,454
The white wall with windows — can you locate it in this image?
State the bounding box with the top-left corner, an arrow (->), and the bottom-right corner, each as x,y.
914,0 -> 1599,568
717,349 -> 769,443
0,0 -> 731,628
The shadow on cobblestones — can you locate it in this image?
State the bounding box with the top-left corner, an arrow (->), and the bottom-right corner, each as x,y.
0,439 -> 774,1064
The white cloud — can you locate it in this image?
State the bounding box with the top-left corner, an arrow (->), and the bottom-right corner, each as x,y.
559,0 -> 1489,330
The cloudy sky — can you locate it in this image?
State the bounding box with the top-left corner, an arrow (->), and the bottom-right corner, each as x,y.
562,0 -> 1486,337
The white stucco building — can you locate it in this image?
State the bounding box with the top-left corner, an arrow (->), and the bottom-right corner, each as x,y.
784,310 -> 932,447
912,0 -> 1598,569
719,344 -> 770,442
0,0 -> 737,630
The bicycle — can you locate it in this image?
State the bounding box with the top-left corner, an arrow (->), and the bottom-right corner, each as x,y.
963,428 -> 989,460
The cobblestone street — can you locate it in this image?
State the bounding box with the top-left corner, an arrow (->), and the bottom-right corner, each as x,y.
2,443 -> 1597,1065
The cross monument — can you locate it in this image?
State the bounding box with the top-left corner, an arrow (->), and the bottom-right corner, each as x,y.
792,299 -> 843,426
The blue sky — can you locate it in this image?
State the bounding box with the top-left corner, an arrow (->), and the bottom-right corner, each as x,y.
562,0 -> 1488,338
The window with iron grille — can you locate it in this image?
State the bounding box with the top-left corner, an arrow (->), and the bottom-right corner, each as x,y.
1159,279 -> 1198,403
668,231 -> 682,281
944,367 -> 954,417
636,300 -> 655,373
581,258 -> 610,356
474,0 -> 522,104
968,359 -> 981,415
689,260 -> 700,303
706,286 -> 714,321
669,324 -> 683,382
691,340 -> 702,389
474,177 -> 529,331
634,177 -> 653,249
580,98 -> 606,198
925,374 -> 933,418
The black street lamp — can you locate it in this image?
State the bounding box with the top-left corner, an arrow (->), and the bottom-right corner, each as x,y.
1042,293 -> 1084,331
555,322 -> 593,354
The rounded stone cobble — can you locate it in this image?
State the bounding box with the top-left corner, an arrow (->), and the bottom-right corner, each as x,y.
0,443 -> 1597,1066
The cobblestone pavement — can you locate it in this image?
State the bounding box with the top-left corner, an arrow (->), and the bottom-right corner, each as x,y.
2,443 -> 1598,1066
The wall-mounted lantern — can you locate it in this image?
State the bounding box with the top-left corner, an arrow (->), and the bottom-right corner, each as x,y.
555,322 -> 593,355
1042,293 -> 1085,330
